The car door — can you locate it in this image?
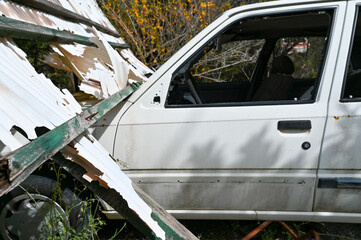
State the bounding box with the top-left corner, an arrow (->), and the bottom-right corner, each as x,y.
112,2 -> 346,217
314,1 -> 361,217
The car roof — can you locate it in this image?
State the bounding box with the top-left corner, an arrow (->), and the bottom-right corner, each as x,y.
225,0 -> 347,17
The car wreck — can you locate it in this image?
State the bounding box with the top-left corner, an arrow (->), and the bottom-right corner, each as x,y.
1,0 -> 361,239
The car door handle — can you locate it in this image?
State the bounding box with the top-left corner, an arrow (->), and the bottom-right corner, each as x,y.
277,120 -> 312,130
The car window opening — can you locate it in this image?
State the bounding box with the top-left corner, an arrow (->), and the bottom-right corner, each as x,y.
166,10 -> 334,107
343,7 -> 361,101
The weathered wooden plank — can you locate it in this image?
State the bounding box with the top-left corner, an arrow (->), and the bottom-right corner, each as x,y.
0,83 -> 140,197
134,184 -> 198,240
0,16 -> 128,48
53,151 -> 197,240
10,0 -> 121,38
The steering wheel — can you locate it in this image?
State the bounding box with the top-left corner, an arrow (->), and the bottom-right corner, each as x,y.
184,70 -> 202,104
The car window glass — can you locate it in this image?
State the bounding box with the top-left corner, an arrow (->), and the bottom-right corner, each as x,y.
167,10 -> 334,107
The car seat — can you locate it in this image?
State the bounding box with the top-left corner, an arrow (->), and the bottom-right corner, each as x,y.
252,55 -> 295,101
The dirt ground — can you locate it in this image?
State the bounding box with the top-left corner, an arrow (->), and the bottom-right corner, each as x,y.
98,219 -> 361,239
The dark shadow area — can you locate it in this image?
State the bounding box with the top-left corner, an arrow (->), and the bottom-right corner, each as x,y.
98,219 -> 361,240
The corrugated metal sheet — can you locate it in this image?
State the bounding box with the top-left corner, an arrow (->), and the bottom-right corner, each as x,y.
0,37 -> 165,239
50,0 -> 117,32
0,38 -> 80,152
0,0 -> 124,43
0,1 -> 93,40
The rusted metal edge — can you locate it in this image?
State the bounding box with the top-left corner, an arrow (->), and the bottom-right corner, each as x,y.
241,221 -> 272,240
53,152 -> 197,240
10,0 -> 122,38
0,82 -> 140,197
241,221 -> 320,240
0,16 -> 129,48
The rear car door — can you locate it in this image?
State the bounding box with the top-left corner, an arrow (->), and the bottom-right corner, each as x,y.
315,1 -> 361,218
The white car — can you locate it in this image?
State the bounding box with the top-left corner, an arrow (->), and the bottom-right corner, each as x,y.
2,1 -> 361,238
94,0 -> 361,223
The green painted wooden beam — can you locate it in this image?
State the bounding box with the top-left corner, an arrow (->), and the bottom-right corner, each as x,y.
11,0 -> 122,38
0,16 -> 129,48
134,184 -> 198,239
0,83 -> 140,196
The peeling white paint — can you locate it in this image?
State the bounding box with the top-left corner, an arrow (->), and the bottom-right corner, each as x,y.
49,43 -> 115,98
92,28 -> 129,90
47,35 -> 149,99
120,49 -> 152,77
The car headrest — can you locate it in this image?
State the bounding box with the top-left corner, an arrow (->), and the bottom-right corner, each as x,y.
271,55 -> 294,75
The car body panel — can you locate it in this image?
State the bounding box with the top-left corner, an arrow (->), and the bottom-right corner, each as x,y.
93,0 -> 361,221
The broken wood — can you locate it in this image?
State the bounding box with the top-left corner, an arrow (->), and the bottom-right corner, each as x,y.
54,152 -> 198,240
11,0 -> 121,38
0,83 -> 140,197
0,16 -> 128,48
0,78 -> 198,238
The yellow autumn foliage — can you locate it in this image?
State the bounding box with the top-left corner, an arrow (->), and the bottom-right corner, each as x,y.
98,0 -> 234,69
98,0 -> 271,68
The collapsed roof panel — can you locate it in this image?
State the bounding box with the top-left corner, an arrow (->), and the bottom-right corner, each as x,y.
0,0 -> 153,96
0,37 -> 167,239
0,1 -> 198,239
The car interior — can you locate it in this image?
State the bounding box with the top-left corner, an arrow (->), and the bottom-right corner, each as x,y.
343,11 -> 361,100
